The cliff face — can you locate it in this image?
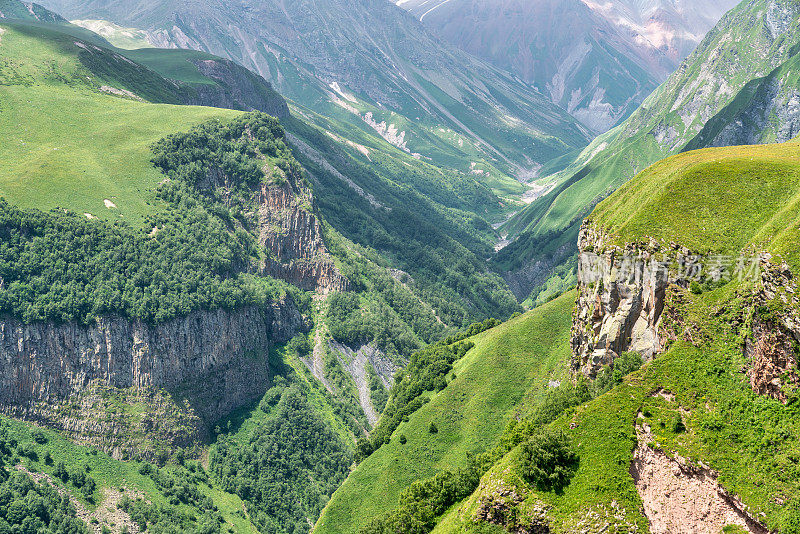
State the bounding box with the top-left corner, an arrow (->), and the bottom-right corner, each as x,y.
0,297 -> 305,450
745,263 -> 800,402
571,223 -> 671,377
572,222 -> 800,402
258,175 -> 349,294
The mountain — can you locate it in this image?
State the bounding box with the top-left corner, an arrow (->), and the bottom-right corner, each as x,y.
315,295 -> 574,533
319,136 -> 800,533
497,0 -> 800,304
0,0 -> 66,22
36,0 -> 592,183
394,0 -> 738,132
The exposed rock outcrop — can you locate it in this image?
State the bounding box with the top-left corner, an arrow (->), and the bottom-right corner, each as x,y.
745,262 -> 800,403
571,223 -> 673,376
258,175 -> 349,294
573,222 -> 800,401
0,298 -> 305,456
328,339 -> 399,426
631,417 -> 768,534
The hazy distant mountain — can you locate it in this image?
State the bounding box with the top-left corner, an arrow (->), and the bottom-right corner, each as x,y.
396,0 -> 739,132
36,0 -> 592,176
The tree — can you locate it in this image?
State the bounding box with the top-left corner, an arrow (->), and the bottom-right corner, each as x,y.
519,429 -> 578,492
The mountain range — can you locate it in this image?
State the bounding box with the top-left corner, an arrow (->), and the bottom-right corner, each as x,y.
2,0 -> 800,533
35,0 -> 592,183
496,0 -> 800,304
395,0 -> 739,132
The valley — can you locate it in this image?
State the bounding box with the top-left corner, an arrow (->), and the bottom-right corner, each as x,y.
1,0 -> 800,533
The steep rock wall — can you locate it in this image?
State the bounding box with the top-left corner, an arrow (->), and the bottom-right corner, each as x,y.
572,222 -> 800,401
258,178 -> 349,293
571,223 -> 673,377
0,298 -> 304,425
185,58 -> 291,119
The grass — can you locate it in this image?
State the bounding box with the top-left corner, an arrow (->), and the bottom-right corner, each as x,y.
438,134 -> 800,531
0,23 -> 239,224
315,291 -> 575,534
124,48 -> 222,85
589,139 -> 800,270
441,278 -> 800,533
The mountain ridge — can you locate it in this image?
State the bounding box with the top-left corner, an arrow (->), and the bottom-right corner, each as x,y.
498,0 -> 800,304
394,0 -> 738,132
36,0 -> 592,180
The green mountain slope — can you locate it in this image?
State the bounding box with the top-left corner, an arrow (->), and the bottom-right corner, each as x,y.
327,140 -> 800,534
419,138 -> 800,534
315,291 -> 575,534
497,0 -> 800,301
35,0 -> 592,188
0,415 -> 263,533
0,0 -> 66,22
589,139 -> 800,269
0,21 -> 239,223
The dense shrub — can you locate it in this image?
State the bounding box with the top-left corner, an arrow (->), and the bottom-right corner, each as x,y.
593,351 -> 644,396
326,291 -> 421,357
519,429 -> 578,491
360,460 -> 485,534
366,364 -> 389,414
211,385 -> 352,534
0,424 -> 87,533
0,115 -> 308,325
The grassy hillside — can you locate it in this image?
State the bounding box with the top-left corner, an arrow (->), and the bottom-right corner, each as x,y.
429,138 -> 800,533
442,281 -> 800,532
0,22 -> 238,224
315,291 -> 575,534
0,414 -> 261,533
589,139 -> 800,270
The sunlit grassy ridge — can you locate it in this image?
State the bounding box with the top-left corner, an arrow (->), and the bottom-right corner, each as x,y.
0,22 -> 238,224
589,139 -> 800,269
315,292 -> 575,534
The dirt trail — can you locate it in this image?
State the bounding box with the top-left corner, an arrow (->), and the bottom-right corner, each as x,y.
630,415 -> 768,534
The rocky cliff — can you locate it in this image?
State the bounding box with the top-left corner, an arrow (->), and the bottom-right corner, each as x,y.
258,171 -> 349,294
571,223 -> 672,376
184,57 -> 290,119
0,297 -> 306,457
571,221 -> 800,402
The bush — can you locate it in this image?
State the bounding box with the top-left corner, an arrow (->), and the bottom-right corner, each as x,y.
287,335 -> 311,357
519,429 -> 578,491
594,351 -> 643,395
210,385 -> 352,533
428,422 -> 438,434
672,414 -> 686,433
